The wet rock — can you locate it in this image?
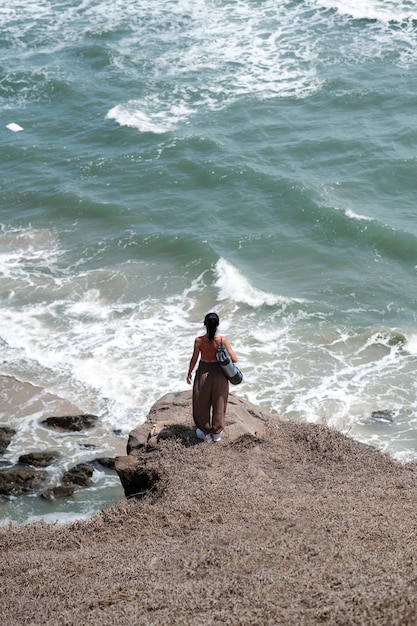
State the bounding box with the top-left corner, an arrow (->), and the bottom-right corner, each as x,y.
62,463 -> 94,487
0,427 -> 16,454
371,410 -> 395,422
388,332 -> 406,346
42,484 -> 77,501
41,463 -> 95,500
41,414 -> 98,431
42,463 -> 94,501
0,467 -> 48,496
18,451 -> 60,468
94,457 -> 116,470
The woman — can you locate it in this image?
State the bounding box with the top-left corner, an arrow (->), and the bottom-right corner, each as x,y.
187,312 -> 238,442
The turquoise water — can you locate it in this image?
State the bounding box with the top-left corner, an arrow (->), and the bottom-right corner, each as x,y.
2,0 -> 417,524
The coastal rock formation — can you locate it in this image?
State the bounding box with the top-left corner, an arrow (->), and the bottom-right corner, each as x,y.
42,484 -> 78,500
41,413 -> 98,431
0,460 -> 96,500
115,390 -> 270,498
0,408 -> 114,499
42,462 -> 95,500
4,393 -> 417,625
18,451 -> 60,468
93,457 -> 116,470
126,390 -> 268,453
0,426 -> 16,454
62,463 -> 94,487
0,466 -> 48,496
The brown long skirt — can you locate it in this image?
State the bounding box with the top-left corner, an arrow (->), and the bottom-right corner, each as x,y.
192,361 -> 229,435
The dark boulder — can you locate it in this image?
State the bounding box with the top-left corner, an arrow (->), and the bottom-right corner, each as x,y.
371,409 -> 395,422
18,451 -> 60,468
0,467 -> 48,496
41,414 -> 98,432
42,484 -> 77,500
93,457 -> 116,470
62,463 -> 94,487
0,426 -> 16,454
41,463 -> 94,500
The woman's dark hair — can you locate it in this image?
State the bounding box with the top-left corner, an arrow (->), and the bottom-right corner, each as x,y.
204,312 -> 219,341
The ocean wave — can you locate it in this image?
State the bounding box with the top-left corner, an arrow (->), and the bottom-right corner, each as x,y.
214,258 -> 302,308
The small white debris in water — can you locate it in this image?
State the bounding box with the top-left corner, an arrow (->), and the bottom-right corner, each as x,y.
6,123 -> 24,132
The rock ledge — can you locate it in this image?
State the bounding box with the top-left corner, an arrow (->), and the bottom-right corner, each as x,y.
115,390 -> 273,498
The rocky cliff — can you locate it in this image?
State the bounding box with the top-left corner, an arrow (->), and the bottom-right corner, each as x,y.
2,392 -> 417,625
114,390 -> 270,498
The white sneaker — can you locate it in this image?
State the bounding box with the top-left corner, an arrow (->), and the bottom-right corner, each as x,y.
196,428 -> 212,442
212,432 -> 222,442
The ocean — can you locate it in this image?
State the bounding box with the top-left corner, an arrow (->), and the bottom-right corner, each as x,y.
1,0 -> 417,525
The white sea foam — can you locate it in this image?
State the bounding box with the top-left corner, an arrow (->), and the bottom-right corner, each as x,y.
402,333 -> 417,356
3,0 -> 317,129
344,208 -> 374,222
311,0 -> 417,23
106,100 -> 194,135
238,321 -> 414,447
107,0 -> 327,131
0,228 -> 200,438
2,0 -> 416,133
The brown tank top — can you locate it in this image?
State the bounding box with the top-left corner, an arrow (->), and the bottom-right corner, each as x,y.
199,335 -> 220,362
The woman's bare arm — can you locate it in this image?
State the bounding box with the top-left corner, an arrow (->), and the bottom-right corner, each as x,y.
223,336 -> 237,363
187,338 -> 201,384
